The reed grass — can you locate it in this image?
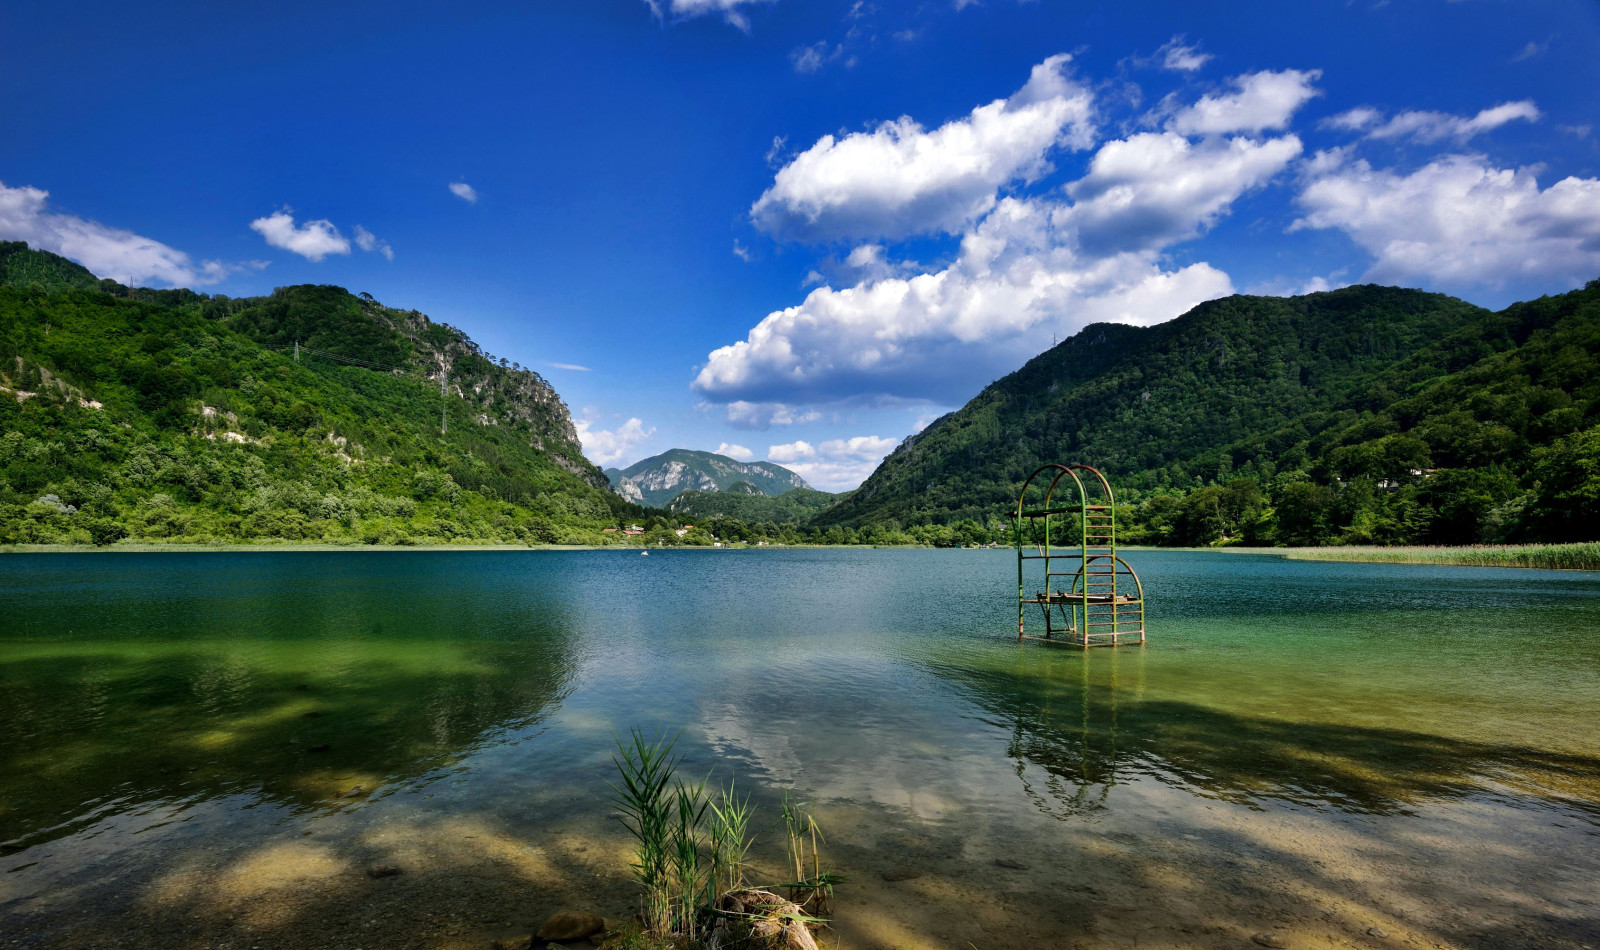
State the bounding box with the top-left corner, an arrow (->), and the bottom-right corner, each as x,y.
610,733 -> 818,943
777,791 -> 842,918
1280,542 -> 1600,571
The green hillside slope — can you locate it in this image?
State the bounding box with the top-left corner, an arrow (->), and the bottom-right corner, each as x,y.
0,247 -> 643,545
667,484 -> 843,523
821,282 -> 1600,546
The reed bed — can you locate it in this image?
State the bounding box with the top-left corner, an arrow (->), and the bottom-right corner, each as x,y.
1278,542 -> 1600,571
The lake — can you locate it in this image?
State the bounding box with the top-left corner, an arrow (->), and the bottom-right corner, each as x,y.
2,549 -> 1598,949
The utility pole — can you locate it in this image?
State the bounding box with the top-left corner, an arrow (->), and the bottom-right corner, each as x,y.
294,340 -> 299,362
440,368 -> 448,435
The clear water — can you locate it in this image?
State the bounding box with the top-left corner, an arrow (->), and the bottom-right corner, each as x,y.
2,549 -> 1598,948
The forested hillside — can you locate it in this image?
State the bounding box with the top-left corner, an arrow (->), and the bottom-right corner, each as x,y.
667,484 -> 842,524
821,282 -> 1600,546
0,243 -> 643,545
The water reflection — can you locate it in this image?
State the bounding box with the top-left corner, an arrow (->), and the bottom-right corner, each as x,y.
0,553 -> 581,853
927,643 -> 1600,821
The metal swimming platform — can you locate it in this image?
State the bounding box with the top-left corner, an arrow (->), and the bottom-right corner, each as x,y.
1014,463 -> 1145,647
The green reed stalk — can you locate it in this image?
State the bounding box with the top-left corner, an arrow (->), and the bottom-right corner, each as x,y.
707,783 -> 754,902
608,729 -> 678,935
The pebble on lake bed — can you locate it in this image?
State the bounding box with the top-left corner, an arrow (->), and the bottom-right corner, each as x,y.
365,864 -> 401,879
1251,933 -> 1288,948
994,858 -> 1029,870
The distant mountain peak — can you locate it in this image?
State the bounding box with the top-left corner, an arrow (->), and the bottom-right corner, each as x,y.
604,448 -> 809,508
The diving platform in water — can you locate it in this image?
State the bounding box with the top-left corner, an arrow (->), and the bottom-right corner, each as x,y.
1013,463 -> 1146,647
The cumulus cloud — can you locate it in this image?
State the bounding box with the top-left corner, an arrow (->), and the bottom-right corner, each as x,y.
0,181 -> 228,286
767,440 -> 816,463
1157,36 -> 1211,72
699,107 -> 1301,407
767,434 -> 899,491
1292,151 -> 1600,289
449,181 -> 479,203
1169,69 -> 1322,136
1064,132 -> 1302,255
575,414 -> 656,466
644,0 -> 774,31
716,442 -> 754,460
250,210 -> 351,261
751,54 -> 1095,243
352,225 -> 394,261
696,195 -> 1237,406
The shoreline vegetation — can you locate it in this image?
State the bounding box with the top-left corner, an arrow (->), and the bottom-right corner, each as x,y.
2,540 -> 1597,570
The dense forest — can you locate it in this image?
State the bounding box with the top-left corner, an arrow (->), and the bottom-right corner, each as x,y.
817,281 -> 1600,547
3,239 -> 1597,549
0,242 -> 646,545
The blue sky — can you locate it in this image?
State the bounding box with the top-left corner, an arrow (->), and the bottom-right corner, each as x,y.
4,0 -> 1599,489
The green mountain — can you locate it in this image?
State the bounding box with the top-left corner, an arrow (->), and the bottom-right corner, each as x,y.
668,484 -> 844,524
821,281 -> 1600,545
0,244 -> 641,545
0,242 -> 101,293
604,449 -> 810,508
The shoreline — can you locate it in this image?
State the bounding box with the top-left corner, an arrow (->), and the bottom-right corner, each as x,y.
2,541 -> 1597,570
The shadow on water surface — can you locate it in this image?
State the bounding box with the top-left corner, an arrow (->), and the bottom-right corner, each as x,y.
925,643 -> 1600,821
0,554 -> 583,853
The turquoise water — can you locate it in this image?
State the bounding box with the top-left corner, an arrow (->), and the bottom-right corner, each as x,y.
2,549 -> 1598,948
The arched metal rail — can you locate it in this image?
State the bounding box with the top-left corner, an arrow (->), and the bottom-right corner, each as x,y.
1013,463 -> 1146,647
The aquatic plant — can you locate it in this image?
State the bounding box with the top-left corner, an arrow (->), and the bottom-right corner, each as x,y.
778,791 -> 843,918
608,728 -> 679,935
1281,542 -> 1600,571
608,733 -> 839,946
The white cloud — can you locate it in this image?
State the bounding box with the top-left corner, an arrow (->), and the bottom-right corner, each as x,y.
715,442 -> 754,460
716,400 -> 824,429
352,225 -> 394,261
449,181 -> 479,203
767,440 -> 816,463
1365,101 -> 1540,144
1157,36 -> 1211,72
575,414 -> 656,467
645,0 -> 774,31
1511,39 -> 1550,63
698,113 -> 1299,407
548,362 -> 591,372
1322,106 -> 1381,132
1292,151 -> 1600,289
250,210 -> 351,261
1169,69 -> 1322,136
0,180 -> 228,287
732,240 -> 753,262
767,434 -> 899,491
751,54 -> 1095,243
791,41 -> 852,74
696,196 -> 1237,406
1064,131 -> 1303,254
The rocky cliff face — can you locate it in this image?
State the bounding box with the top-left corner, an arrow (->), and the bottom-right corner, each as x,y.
368,300 -> 605,489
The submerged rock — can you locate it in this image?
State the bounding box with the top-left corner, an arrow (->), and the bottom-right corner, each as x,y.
489,938 -> 531,950
537,911 -> 605,941
994,858 -> 1029,870
715,889 -> 819,950
1251,933 -> 1288,948
366,863 -> 401,879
